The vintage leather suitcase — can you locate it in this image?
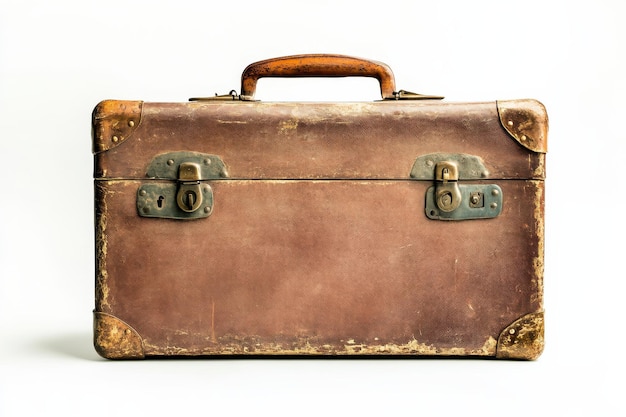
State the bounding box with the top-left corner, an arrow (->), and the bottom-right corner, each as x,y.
93,54 -> 547,360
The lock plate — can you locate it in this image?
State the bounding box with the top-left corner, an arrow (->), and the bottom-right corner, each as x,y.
410,153 -> 489,180
425,184 -> 502,220
137,182 -> 214,220
137,151 -> 227,220
145,151 -> 228,180
411,153 -> 503,221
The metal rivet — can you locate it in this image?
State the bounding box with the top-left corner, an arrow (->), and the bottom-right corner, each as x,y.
128,120 -> 135,127
125,329 -> 131,335
470,194 -> 480,204
490,202 -> 498,209
509,328 -> 516,335
426,160 -> 433,167
112,136 -> 119,143
520,135 -> 527,141
167,159 -> 174,166
139,189 -> 147,196
142,207 -> 150,214
507,120 -> 514,127
204,207 -> 211,214
491,189 -> 499,196
204,158 -> 212,165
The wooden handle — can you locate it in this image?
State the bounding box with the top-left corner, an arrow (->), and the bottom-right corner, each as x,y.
240,54 -> 397,100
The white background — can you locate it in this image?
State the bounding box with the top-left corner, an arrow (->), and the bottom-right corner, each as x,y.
1,0 -> 624,415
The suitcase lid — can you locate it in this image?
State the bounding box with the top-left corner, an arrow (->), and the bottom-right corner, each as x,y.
93,54 -> 547,181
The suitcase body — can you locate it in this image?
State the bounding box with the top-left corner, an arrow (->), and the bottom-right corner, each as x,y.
93,55 -> 547,359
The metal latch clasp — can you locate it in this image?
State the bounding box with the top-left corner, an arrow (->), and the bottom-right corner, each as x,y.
435,161 -> 462,212
410,153 -> 503,221
137,151 -> 228,220
176,162 -> 203,212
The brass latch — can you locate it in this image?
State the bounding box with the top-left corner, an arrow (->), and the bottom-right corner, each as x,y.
410,153 -> 503,221
137,151 -> 228,220
176,162 -> 203,212
434,161 -> 462,213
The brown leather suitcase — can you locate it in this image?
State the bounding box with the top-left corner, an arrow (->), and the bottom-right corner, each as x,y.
93,54 -> 547,360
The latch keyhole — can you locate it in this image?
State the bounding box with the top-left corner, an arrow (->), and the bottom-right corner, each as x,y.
184,191 -> 197,211
157,195 -> 165,208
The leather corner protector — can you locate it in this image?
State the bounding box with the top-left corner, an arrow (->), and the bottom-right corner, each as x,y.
93,311 -> 145,359
92,100 -> 143,154
496,311 -> 544,360
497,99 -> 548,153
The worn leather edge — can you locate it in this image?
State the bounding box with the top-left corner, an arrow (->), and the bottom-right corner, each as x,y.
93,182 -> 146,360
93,311 -> 145,359
142,335 -> 498,357
533,180 -> 545,310
92,100 -> 143,154
497,99 -> 548,153
94,181 -> 110,311
496,312 -> 544,360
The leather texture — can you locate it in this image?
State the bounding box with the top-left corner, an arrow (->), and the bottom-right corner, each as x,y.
93,58 -> 547,359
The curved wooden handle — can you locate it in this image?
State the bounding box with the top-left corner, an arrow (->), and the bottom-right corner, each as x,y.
240,54 -> 397,100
